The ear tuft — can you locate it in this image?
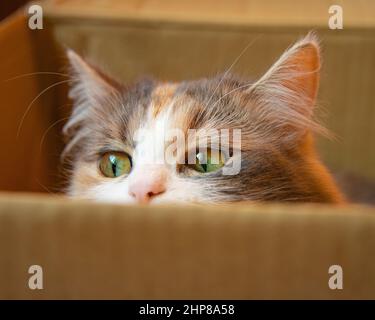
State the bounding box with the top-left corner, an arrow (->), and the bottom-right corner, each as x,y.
252,31 -> 321,105
63,49 -> 122,145
66,49 -> 120,102
247,32 -> 325,140
285,31 -> 321,102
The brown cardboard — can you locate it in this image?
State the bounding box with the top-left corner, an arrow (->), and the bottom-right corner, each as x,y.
0,192 -> 374,299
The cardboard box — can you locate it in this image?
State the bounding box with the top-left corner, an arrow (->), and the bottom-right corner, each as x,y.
0,0 -> 374,299
1,193 -> 375,299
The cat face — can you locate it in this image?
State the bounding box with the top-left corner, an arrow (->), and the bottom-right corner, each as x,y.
63,33 -> 344,204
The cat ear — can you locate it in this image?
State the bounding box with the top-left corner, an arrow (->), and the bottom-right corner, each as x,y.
66,49 -> 121,105
248,32 -> 323,138
64,50 -> 122,138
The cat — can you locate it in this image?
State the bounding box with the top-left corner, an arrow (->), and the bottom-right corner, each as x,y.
62,32 -> 345,204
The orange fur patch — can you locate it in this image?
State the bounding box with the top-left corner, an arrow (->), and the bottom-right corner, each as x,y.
151,83 -> 177,117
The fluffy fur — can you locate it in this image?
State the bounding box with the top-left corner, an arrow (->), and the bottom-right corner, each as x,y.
63,33 -> 345,204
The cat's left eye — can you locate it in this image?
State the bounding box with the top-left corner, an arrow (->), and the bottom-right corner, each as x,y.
99,152 -> 132,178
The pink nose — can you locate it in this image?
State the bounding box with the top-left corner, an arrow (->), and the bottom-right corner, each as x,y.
128,167 -> 167,204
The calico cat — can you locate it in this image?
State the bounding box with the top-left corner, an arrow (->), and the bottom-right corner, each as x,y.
63,33 -> 345,204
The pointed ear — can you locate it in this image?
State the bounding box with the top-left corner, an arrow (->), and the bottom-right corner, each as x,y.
248,33 -> 322,136
63,50 -> 122,140
66,49 -> 121,105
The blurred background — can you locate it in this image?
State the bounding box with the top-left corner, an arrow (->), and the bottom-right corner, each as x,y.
0,0 -> 374,203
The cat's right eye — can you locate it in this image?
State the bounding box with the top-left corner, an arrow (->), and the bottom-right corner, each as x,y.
187,148 -> 226,173
99,152 -> 132,178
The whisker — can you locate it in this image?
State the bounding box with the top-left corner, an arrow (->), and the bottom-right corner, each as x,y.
39,116 -> 70,152
203,34 -> 262,109
35,179 -> 54,194
210,82 -> 254,109
17,79 -> 73,138
3,71 -> 70,83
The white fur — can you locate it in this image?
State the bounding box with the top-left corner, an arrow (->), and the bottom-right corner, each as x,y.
80,101 -> 209,204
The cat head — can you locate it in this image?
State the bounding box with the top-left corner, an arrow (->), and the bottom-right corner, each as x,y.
63,33 -> 344,204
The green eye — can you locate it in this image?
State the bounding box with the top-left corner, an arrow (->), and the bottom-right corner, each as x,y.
99,152 -> 132,178
190,149 -> 225,173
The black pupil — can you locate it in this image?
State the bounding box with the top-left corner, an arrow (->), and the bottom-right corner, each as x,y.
110,156 -> 117,176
